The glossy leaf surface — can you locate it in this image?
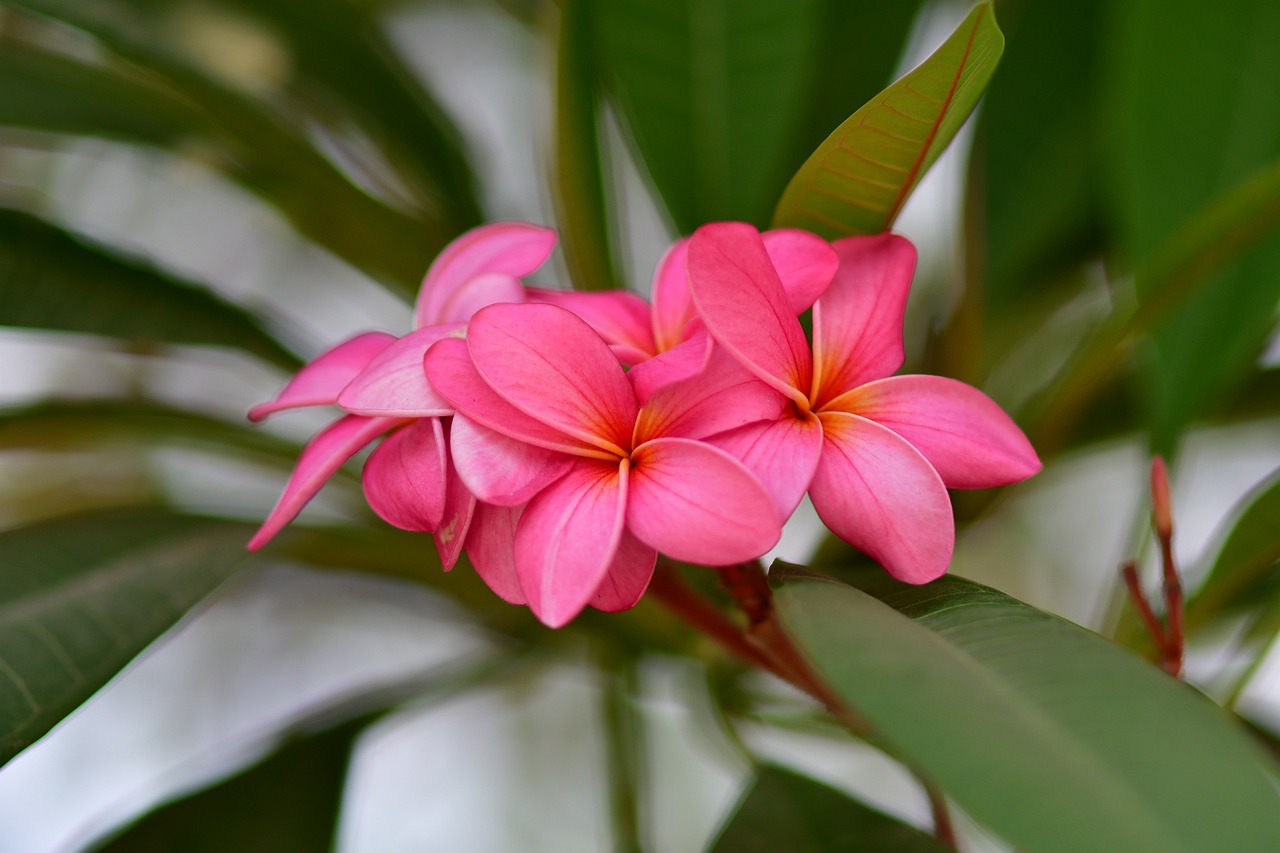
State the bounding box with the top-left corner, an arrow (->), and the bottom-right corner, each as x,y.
772,564 -> 1280,853
773,3 -> 1003,238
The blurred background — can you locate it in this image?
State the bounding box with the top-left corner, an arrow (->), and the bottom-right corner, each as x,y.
0,0 -> 1278,850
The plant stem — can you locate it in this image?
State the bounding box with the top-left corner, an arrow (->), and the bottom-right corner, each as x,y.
924,779 -> 958,850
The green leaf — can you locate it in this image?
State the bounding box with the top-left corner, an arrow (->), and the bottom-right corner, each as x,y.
91,718 -> 359,853
0,399 -> 307,468
708,764 -> 948,853
0,509 -> 253,766
1189,467 -> 1280,627
553,0 -> 619,292
0,30 -> 445,291
595,0 -> 826,231
971,0 -> 1107,310
772,564 -> 1280,853
0,209 -> 301,369
1106,0 -> 1280,453
772,3 -> 1003,238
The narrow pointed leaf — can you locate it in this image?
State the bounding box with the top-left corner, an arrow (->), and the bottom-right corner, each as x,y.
0,210 -> 301,369
1188,468 -> 1280,627
0,509 -> 253,766
772,564 -> 1280,853
772,3 -> 1003,238
709,764 -> 948,853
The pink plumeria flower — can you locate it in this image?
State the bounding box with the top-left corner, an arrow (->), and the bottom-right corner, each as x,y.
527,230 -> 838,393
687,222 -> 1041,584
424,302 -> 785,627
246,223 -> 556,598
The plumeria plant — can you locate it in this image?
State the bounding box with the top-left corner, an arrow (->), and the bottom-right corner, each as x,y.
2,1 -> 1280,851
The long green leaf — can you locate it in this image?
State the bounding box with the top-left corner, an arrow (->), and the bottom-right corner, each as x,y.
0,32 -> 443,291
772,564 -> 1280,853
1188,468 -> 1280,627
0,210 -> 301,369
1106,0 -> 1280,453
709,764 -> 948,853
595,0 -> 826,231
92,719 -> 359,853
553,0 -> 619,292
772,3 -> 1003,238
0,509 -> 253,766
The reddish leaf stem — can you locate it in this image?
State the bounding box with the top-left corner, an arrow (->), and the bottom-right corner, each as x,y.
1120,457 -> 1186,677
925,781 -> 958,850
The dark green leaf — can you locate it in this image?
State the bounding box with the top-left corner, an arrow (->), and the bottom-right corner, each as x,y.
1189,467 -> 1280,627
772,564 -> 1280,853
92,718 -> 359,853
596,0 -> 826,231
553,0 -> 619,292
0,509 -> 253,765
0,29 -> 446,291
709,764 -> 948,853
773,3 -> 1003,238
0,209 -> 301,369
972,0 -> 1107,309
1106,0 -> 1280,453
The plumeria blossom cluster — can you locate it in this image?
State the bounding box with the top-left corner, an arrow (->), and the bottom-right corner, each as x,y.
249,221 -> 1040,626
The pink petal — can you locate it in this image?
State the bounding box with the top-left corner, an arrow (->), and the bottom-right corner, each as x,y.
706,414 -> 825,517
467,303 -> 638,456
338,324 -> 462,417
627,330 -> 712,403
635,346 -> 786,443
415,222 -> 557,327
465,502 -> 525,605
650,238 -> 694,352
687,222 -> 812,407
627,437 -> 782,565
515,458 -> 627,627
248,332 -> 396,422
811,233 -> 916,406
425,337 -> 602,457
361,418 -> 447,532
810,412 -> 954,584
436,272 -> 527,323
610,343 -> 656,367
434,429 -> 477,570
763,229 -> 838,314
248,415 -> 404,550
590,530 -> 657,613
829,375 -> 1041,489
527,287 -> 657,358
449,414 -> 574,507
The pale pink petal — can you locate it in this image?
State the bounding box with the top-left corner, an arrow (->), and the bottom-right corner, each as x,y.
810,412 -> 954,584
650,238 -> 694,352
627,330 -> 712,402
635,346 -> 786,443
361,418 -> 447,532
338,324 -> 462,417
811,233 -> 916,406
515,458 -> 627,627
467,303 -> 638,455
687,222 -> 811,406
434,428 -> 477,570
465,502 -> 525,605
425,338 -> 601,457
248,332 -> 396,422
763,229 -> 838,314
437,272 -> 526,323
706,414 -> 824,517
627,437 -> 782,564
449,414 -> 574,507
415,222 -> 557,327
248,415 -> 404,550
527,287 -> 656,358
590,530 -> 657,612
829,375 -> 1041,489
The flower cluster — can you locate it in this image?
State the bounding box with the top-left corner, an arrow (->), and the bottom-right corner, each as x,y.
249,221 -> 1040,626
